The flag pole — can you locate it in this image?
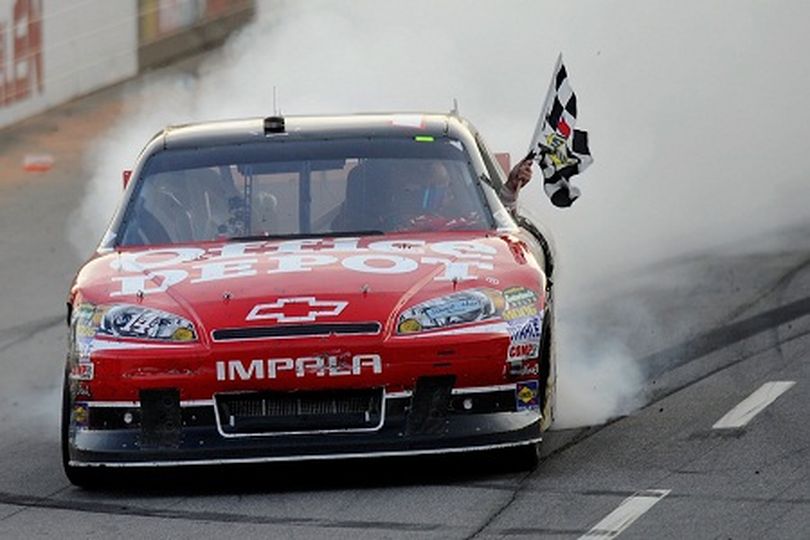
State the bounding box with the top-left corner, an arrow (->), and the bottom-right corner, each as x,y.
527,52 -> 563,159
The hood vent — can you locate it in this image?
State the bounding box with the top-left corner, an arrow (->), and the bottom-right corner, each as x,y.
212,322 -> 381,341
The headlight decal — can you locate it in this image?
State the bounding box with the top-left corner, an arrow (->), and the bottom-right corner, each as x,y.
99,305 -> 197,341
71,302 -> 197,343
397,288 -> 503,334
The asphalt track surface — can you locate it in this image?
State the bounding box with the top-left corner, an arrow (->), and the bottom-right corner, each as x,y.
1,65 -> 809,540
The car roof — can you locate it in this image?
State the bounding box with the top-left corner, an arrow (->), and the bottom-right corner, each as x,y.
159,113 -> 475,150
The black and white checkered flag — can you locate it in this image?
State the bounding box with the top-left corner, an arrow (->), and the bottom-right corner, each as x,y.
528,54 -> 593,207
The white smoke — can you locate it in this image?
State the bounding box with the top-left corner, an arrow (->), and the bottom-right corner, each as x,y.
70,0 -> 810,428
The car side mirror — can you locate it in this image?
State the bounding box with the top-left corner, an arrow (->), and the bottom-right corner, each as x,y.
494,153 -> 511,174
123,170 -> 132,189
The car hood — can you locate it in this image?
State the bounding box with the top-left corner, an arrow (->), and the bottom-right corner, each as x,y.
73,231 -> 545,340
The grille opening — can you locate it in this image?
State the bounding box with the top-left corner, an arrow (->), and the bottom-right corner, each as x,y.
213,322 -> 380,341
216,388 -> 383,435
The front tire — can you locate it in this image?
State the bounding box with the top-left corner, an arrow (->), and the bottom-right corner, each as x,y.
61,375 -> 103,488
538,303 -> 556,432
498,442 -> 540,472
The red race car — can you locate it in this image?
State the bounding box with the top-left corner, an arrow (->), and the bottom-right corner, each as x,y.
62,113 -> 557,485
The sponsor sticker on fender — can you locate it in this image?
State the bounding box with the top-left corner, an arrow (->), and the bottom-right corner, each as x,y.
508,315 -> 542,345
72,382 -> 92,399
69,362 -> 94,381
502,286 -> 539,320
515,381 -> 540,411
507,359 -> 539,378
72,403 -> 89,427
506,314 -> 542,363
507,342 -> 540,362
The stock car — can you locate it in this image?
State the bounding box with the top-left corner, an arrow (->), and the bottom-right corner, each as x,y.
62,112 -> 557,485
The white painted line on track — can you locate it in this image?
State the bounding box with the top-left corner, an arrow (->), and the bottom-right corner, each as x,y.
579,489 -> 670,539
712,381 -> 796,430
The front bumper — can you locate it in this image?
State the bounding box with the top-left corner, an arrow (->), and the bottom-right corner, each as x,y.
67,383 -> 542,467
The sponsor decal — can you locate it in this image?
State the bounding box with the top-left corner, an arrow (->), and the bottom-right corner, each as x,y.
507,342 -> 540,362
75,336 -> 94,361
0,0 -> 43,109
108,239 -> 497,297
69,363 -> 94,381
73,303 -> 101,338
398,318 -> 422,333
215,354 -> 382,381
508,315 -> 543,345
72,403 -> 89,427
502,286 -> 539,321
507,359 -> 539,378
515,381 -> 540,411
72,382 -> 92,399
247,297 -> 348,323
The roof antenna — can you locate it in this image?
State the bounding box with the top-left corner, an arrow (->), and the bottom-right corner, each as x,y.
273,86 -> 279,116
450,98 -> 459,116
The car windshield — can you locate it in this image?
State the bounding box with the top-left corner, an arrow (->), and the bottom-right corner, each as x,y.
117,137 -> 493,246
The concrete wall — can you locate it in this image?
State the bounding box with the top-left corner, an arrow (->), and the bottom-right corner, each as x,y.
0,0 -> 254,130
138,0 -> 254,70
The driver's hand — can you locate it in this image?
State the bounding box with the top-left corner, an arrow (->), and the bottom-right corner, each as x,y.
506,159 -> 533,192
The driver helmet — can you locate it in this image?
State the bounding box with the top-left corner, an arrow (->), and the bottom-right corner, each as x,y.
396,160 -> 451,214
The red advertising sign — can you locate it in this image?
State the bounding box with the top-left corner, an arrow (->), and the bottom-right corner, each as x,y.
0,0 -> 43,107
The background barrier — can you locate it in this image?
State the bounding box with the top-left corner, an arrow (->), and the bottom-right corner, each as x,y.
0,0 -> 254,130
137,0 -> 253,70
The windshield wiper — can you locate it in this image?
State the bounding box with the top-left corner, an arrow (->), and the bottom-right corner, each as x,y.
227,230 -> 385,242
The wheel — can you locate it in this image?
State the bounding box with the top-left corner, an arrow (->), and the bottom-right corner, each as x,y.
498,442 -> 541,472
538,301 -> 556,432
61,375 -> 104,488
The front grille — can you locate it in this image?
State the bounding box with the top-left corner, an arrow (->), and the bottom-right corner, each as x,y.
216,388 -> 383,435
212,322 -> 381,341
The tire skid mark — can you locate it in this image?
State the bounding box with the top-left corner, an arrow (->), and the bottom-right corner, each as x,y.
0,314 -> 63,354
642,254 -> 810,380
645,325 -> 810,408
642,294 -> 810,379
492,527 -> 586,536
0,484 -> 72,523
724,254 -> 810,322
0,490 -> 445,532
666,492 -> 810,505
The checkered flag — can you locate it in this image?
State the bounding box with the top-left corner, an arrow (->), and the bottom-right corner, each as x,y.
528,54 -> 593,207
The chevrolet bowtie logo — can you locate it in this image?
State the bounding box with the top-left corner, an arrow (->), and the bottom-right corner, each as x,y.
246,297 -> 348,323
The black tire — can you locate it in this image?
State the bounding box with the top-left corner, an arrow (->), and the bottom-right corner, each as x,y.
537,305 -> 554,429
61,375 -> 104,488
498,442 -> 541,472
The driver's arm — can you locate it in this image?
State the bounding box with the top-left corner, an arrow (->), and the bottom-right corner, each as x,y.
500,158 -> 533,212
